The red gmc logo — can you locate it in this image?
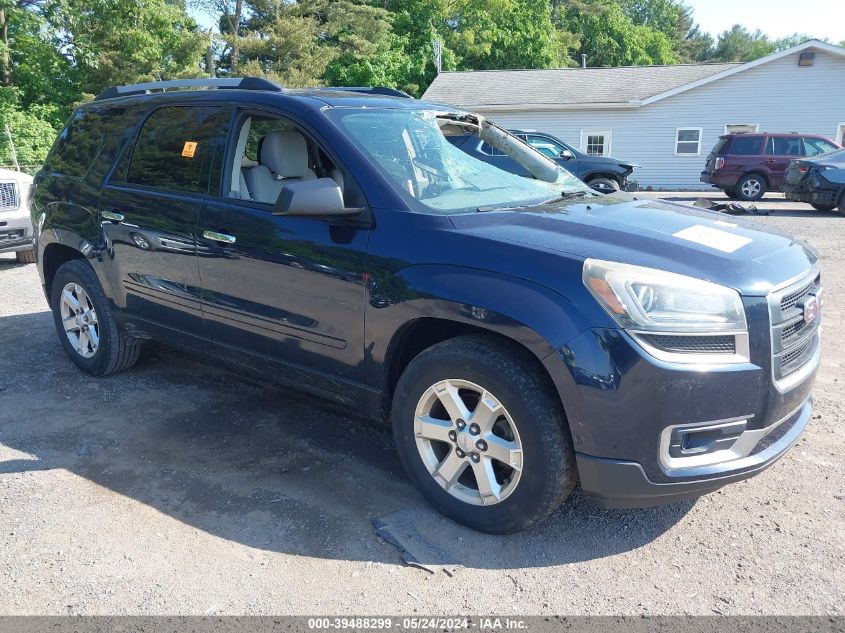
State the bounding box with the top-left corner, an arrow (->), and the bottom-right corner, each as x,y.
802,296 -> 819,324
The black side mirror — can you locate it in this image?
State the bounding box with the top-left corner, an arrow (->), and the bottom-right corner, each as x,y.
274,178 -> 362,217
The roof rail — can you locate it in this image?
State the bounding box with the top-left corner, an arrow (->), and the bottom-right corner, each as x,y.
95,77 -> 283,101
318,86 -> 414,99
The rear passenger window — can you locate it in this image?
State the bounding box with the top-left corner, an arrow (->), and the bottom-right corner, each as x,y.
46,107 -> 131,179
728,136 -> 763,155
765,137 -> 803,156
124,106 -> 224,194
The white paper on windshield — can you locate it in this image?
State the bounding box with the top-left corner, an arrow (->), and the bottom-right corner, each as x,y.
673,224 -> 752,253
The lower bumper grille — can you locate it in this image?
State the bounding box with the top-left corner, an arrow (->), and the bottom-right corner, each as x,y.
0,228 -> 25,242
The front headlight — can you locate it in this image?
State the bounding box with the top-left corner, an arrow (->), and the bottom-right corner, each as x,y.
583,259 -> 749,363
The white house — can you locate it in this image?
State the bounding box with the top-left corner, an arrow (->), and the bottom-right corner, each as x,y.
422,40 -> 845,189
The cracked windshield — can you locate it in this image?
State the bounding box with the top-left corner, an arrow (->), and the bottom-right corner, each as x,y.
327,108 -> 588,213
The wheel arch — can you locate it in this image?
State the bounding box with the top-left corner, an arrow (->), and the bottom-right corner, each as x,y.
42,242 -> 86,299
371,264 -> 596,422
583,171 -> 622,185
740,170 -> 770,188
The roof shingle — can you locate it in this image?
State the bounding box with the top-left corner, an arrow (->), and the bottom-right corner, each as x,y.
422,63 -> 741,107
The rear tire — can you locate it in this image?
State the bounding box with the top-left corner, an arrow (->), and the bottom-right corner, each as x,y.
735,173 -> 766,201
391,334 -> 576,534
50,259 -> 142,376
15,249 -> 35,264
588,177 -> 620,194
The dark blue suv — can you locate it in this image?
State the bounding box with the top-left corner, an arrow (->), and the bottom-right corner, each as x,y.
32,78 -> 820,533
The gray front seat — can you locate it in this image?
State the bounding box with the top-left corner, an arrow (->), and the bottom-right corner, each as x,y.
245,130 -> 316,204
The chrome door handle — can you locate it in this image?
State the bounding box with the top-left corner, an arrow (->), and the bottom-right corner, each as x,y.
203,230 -> 237,244
102,210 -> 124,222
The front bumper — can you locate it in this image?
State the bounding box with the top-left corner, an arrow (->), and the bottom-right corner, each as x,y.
542,284 -> 819,508
622,179 -> 639,192
0,208 -> 33,253
576,398 -> 811,508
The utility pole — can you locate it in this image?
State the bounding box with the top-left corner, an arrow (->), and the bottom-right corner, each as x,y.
207,27 -> 215,77
5,124 -> 20,172
432,40 -> 442,74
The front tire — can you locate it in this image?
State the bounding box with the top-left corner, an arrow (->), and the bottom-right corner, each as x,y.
50,259 -> 142,376
391,335 -> 576,534
811,202 -> 837,211
588,177 -> 620,194
735,173 -> 766,201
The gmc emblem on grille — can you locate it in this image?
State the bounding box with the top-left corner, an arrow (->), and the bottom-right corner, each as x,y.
802,296 -> 819,324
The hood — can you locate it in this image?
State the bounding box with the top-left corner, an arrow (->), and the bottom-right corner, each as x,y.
0,167 -> 33,182
582,154 -> 637,169
449,194 -> 817,296
800,148 -> 845,167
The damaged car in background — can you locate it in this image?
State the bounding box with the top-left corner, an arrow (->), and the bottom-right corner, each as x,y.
782,148 -> 845,212
447,128 -> 639,194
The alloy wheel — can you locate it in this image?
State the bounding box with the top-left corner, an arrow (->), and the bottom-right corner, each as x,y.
741,178 -> 762,198
59,282 -> 100,359
414,379 -> 523,506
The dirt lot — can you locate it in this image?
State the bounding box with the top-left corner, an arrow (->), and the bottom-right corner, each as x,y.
0,192 -> 843,616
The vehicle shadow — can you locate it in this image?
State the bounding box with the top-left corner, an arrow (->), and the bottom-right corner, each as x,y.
0,310 -> 693,570
0,256 -> 32,269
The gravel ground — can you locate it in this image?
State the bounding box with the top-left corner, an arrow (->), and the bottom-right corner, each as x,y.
0,192 -> 843,616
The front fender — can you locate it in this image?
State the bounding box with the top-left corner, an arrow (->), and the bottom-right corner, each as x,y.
364,263 -> 594,388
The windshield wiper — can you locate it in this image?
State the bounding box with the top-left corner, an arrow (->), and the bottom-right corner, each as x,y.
536,191 -> 589,205
476,190 -> 590,213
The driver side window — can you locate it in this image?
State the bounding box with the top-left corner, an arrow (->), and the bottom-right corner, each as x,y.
226,113 -> 359,208
527,135 -> 565,158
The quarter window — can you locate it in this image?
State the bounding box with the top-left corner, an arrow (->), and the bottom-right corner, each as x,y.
728,136 -> 763,156
124,106 -> 225,194
46,107 -> 131,179
675,128 -> 702,155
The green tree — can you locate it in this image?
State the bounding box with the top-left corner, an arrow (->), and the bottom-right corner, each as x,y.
239,0 -> 394,87
442,0 -> 557,70
0,87 -> 58,172
561,0 -> 677,67
710,25 -> 776,62
50,0 -> 207,95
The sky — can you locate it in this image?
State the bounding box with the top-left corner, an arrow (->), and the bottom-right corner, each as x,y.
685,0 -> 845,43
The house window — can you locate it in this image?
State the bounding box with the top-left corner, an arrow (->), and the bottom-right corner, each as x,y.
725,124 -> 759,134
675,128 -> 702,155
581,130 -> 611,157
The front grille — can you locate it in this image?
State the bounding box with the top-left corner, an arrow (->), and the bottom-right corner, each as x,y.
0,181 -> 19,210
781,319 -> 812,343
639,333 -> 736,354
781,281 -> 814,312
769,268 -> 821,386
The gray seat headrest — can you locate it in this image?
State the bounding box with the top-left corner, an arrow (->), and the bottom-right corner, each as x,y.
260,130 -> 312,179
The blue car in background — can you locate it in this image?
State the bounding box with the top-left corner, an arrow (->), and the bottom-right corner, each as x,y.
447,128 -> 639,193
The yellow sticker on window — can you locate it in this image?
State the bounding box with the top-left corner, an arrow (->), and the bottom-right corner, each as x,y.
181,141 -> 198,158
